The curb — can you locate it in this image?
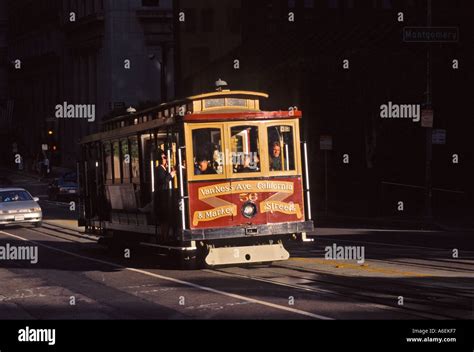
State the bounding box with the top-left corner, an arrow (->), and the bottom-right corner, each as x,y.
433,222 -> 474,232
0,167 -> 47,181
316,215 -> 474,232
315,216 -> 444,231
42,222 -> 98,242
0,167 -> 73,182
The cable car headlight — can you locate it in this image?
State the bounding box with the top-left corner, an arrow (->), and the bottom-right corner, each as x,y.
242,202 -> 257,219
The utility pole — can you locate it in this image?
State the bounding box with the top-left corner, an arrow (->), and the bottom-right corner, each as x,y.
161,43 -> 168,103
424,0 -> 433,221
173,0 -> 182,98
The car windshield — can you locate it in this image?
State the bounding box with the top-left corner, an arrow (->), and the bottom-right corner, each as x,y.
61,173 -> 77,182
58,173 -> 77,187
0,191 -> 33,203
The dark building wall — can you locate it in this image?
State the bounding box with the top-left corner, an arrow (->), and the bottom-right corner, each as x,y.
6,0 -> 174,168
182,0 -> 474,218
0,0 -> 11,165
177,0 -> 242,95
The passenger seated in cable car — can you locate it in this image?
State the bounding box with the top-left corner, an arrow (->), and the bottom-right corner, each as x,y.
236,153 -> 260,173
269,141 -> 282,171
194,155 -> 217,175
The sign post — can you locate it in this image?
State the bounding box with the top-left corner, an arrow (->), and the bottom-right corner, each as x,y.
320,136 -> 333,216
432,129 -> 446,145
424,1 -> 433,221
403,4 -> 458,221
421,109 -> 434,128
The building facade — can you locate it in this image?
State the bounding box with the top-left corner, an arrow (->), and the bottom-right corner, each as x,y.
0,0 -> 14,165
179,0 -> 473,218
7,0 -> 174,168
176,0 -> 242,96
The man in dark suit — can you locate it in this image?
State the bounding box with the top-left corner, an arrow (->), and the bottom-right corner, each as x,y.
155,150 -> 176,242
156,150 -> 176,190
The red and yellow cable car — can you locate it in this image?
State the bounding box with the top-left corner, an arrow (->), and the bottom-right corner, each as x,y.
78,84 -> 313,267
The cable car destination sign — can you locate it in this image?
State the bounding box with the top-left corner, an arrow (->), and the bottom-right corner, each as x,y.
193,180 -> 303,226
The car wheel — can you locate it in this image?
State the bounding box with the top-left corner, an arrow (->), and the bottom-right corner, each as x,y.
34,222 -> 42,228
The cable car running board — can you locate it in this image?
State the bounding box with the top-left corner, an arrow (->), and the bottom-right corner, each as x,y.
139,242 -> 197,251
205,243 -> 289,266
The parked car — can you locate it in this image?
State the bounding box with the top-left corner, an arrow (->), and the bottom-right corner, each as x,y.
48,172 -> 78,201
0,188 -> 42,227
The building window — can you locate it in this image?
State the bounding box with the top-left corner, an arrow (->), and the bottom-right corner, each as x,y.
345,0 -> 354,8
382,0 -> 392,9
142,0 -> 160,6
228,8 -> 241,34
189,47 -> 210,71
202,8 -> 214,33
184,9 -> 197,33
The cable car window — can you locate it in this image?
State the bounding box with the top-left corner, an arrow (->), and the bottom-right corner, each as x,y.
104,142 -> 113,180
130,136 -> 140,179
113,140 -> 121,182
192,128 -> 223,175
230,125 -> 260,173
121,139 -> 130,180
267,125 -> 295,172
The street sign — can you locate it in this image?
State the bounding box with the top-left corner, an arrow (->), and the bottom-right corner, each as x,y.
42,144 -> 49,151
432,129 -> 446,145
403,27 -> 459,43
320,135 -> 333,150
421,109 -> 434,128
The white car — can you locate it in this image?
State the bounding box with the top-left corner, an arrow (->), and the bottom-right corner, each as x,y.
0,188 -> 42,228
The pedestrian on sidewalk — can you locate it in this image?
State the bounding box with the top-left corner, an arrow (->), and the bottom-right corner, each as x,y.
44,155 -> 50,177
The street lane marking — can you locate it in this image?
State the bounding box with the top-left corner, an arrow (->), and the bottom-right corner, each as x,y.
0,230 -> 333,320
288,258 -> 431,277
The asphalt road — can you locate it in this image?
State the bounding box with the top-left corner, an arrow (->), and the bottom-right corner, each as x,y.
0,169 -> 473,320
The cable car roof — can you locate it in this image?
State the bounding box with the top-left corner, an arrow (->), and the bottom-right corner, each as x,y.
81,89 -> 299,144
104,90 -> 269,125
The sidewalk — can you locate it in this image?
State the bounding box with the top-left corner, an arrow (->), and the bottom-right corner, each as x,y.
315,213 -> 474,232
0,165 -> 74,182
43,219 -> 85,233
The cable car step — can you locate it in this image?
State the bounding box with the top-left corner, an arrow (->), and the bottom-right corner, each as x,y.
205,243 -> 289,266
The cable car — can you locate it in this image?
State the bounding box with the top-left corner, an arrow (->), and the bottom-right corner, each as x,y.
78,82 -> 314,267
